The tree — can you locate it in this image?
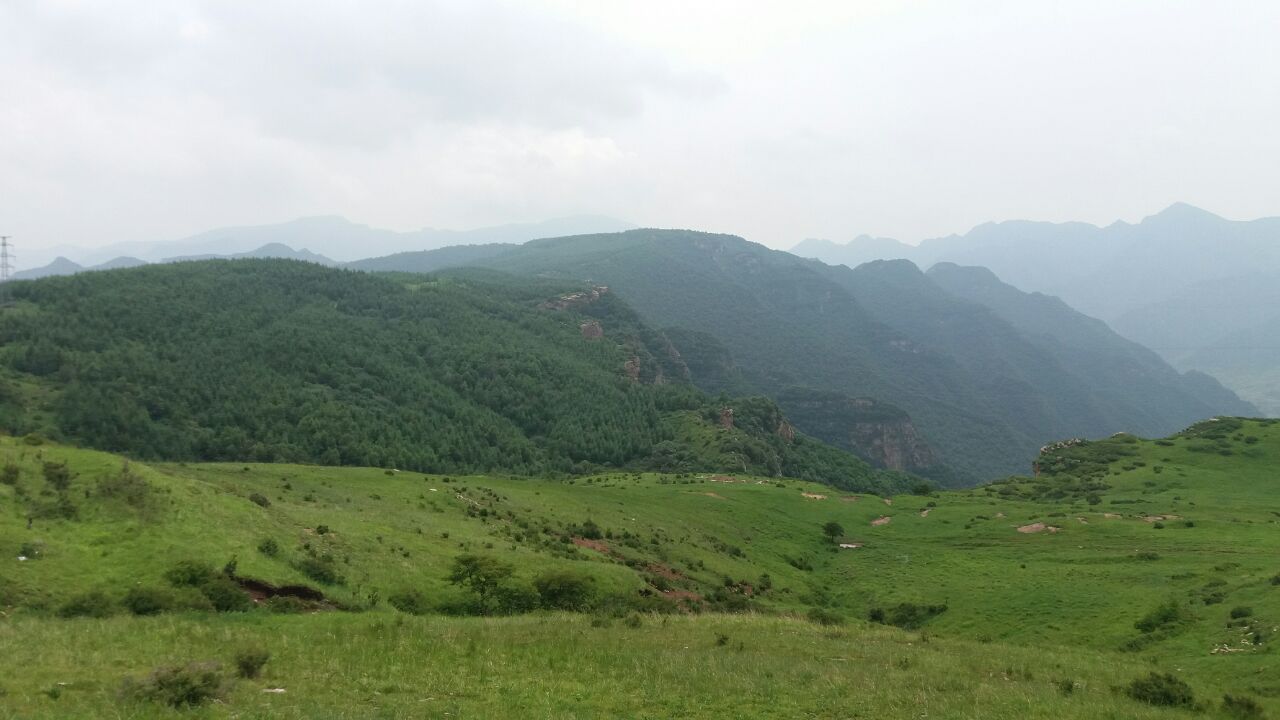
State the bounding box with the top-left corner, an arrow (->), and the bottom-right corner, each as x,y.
447,554 -> 514,609
822,521 -> 845,541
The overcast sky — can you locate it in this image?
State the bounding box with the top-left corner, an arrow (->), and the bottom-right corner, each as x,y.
3,0 -> 1278,254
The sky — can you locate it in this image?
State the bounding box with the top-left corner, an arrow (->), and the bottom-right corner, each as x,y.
2,0 -> 1278,256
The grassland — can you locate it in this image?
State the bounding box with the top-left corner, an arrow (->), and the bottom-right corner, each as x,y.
2,418 -> 1279,717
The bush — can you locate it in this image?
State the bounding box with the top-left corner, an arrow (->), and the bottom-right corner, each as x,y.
494,583 -> 540,614
248,493 -> 271,508
1222,694 -> 1266,719
315,524 -> 330,535
1272,573 -> 1280,586
120,662 -> 225,708
1124,672 -> 1195,708
97,463 -> 151,508
388,590 -> 432,615
1135,598 -> 1189,633
868,602 -> 947,630
165,560 -> 217,588
294,556 -> 343,585
534,570 -> 596,611
807,607 -> 844,626
22,433 -> 45,446
0,463 -> 18,486
199,577 -> 253,612
42,462 -> 72,492
233,647 -> 270,679
57,590 -> 116,618
1230,606 -> 1254,619
257,538 -> 279,557
122,587 -> 175,616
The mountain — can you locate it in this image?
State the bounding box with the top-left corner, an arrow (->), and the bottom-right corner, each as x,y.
28,214 -> 636,267
0,259 -> 897,491
11,256 -> 84,280
791,204 -> 1280,413
346,243 -> 518,273
387,229 -> 1253,483
790,234 -> 915,269
163,242 -> 336,265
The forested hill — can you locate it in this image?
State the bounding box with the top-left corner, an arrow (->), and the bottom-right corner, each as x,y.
0,260 -> 901,491
368,229 -> 1254,482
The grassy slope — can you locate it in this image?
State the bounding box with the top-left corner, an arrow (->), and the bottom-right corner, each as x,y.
2,419 -> 1279,716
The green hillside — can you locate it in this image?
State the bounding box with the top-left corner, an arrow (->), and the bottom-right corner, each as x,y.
0,260 -> 893,490
1,419 -> 1278,717
375,229 -> 1251,482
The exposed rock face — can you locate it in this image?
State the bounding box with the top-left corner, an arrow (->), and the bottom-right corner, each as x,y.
719,407 -> 734,429
849,419 -> 937,472
580,321 -> 603,339
776,420 -> 796,443
540,285 -> 609,311
623,356 -> 641,382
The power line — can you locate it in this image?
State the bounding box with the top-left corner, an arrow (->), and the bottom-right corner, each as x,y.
0,236 -> 12,306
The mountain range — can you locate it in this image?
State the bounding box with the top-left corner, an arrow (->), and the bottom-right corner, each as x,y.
344,229 -> 1253,482
792,203 -> 1280,414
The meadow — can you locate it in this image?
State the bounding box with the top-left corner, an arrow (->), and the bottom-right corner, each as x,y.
2,418 -> 1278,717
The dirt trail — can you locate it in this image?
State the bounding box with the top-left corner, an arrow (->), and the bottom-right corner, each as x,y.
871,516 -> 892,526
802,492 -> 827,500
1016,523 -> 1062,534
919,508 -> 931,517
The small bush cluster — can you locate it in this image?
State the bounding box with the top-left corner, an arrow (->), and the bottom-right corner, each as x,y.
233,648 -> 270,679
120,662 -> 225,708
868,602 -> 947,630
1124,672 -> 1195,708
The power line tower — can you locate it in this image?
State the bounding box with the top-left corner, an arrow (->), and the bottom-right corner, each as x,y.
0,236 -> 13,306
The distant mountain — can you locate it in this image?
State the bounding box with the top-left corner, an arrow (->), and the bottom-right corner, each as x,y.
377,228 -> 1253,482
792,204 -> 1280,413
92,256 -> 148,271
163,242 -> 335,265
346,244 -> 517,273
12,257 -> 84,280
28,215 -> 636,267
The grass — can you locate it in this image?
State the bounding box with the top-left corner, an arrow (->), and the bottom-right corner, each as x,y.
0,613 -> 1208,719
3,418 -> 1280,716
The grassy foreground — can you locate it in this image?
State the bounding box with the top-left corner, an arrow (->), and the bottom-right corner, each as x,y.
0,612 -> 1203,720
2,418 -> 1280,717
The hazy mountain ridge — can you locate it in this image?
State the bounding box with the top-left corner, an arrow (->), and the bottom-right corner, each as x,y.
21,215 -> 636,268
369,228 -> 1253,482
792,203 -> 1280,413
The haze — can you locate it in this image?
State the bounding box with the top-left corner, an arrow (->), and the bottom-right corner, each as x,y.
3,0 -> 1278,253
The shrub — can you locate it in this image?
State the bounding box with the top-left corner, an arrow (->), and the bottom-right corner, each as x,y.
97,463 -> 151,508
315,524 -> 330,535
534,570 -> 596,611
0,463 -> 18,486
42,462 -> 72,492
1223,694 -> 1266,718
294,556 -> 343,586
807,607 -> 844,626
257,538 -> 280,557
165,560 -> 217,588
22,433 -> 45,446
494,584 -> 540,614
1230,606 -> 1254,619
868,602 -> 947,630
388,589 -> 432,615
57,590 -> 116,618
122,587 -> 175,616
1270,573 -> 1280,586
1056,678 -> 1077,696
233,647 -> 270,679
248,493 -> 271,508
1135,598 -> 1190,633
1124,672 -> 1194,708
120,662 -> 225,708
623,612 -> 643,628
199,577 -> 253,612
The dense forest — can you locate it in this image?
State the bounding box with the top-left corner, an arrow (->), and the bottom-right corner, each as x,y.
0,260 -> 901,491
